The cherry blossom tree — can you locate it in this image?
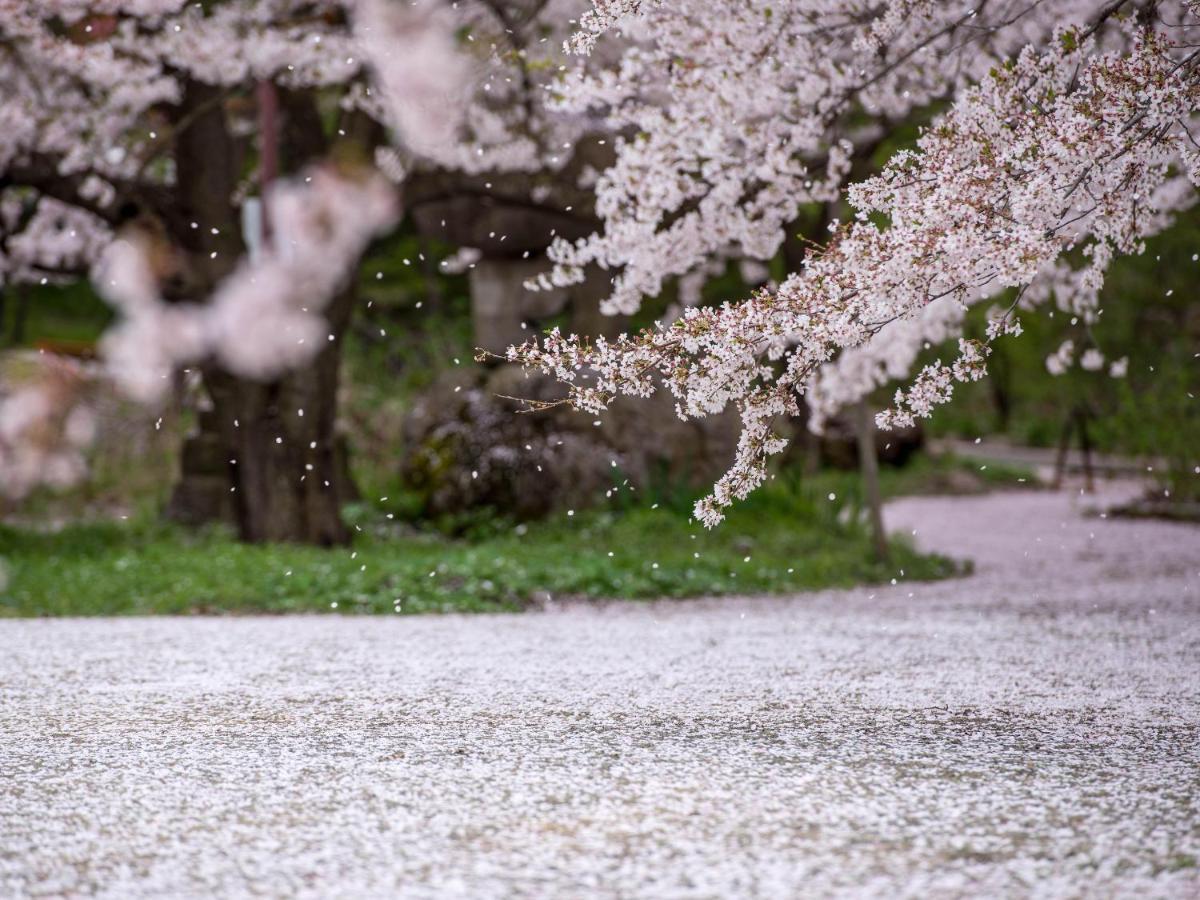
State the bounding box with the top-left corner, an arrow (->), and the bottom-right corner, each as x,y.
508,0 -> 1200,526
0,0 -> 597,541
6,0 -> 1198,539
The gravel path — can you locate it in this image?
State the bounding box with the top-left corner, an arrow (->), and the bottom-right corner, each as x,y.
2,485 -> 1198,898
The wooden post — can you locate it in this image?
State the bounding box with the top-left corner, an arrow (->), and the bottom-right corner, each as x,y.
1053,412 -> 1073,489
1077,406 -> 1095,493
856,401 -> 889,563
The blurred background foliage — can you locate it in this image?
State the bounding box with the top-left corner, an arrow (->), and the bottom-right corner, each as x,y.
928,208 -> 1200,501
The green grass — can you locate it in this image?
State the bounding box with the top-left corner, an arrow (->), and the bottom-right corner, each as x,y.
0,281 -> 112,348
0,469 -> 965,618
866,450 -> 1036,496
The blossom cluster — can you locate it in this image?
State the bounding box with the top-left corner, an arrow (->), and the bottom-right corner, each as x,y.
536,0 -> 1119,315
0,352 -> 96,500
96,166 -> 397,403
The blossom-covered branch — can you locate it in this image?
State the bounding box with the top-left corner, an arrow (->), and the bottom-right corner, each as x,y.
535,0 -> 1124,315
509,23 -> 1200,525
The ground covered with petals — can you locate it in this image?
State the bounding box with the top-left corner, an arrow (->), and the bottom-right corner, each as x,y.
1,485 -> 1197,897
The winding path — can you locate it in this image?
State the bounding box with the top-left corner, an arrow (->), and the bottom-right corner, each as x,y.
2,484 -> 1198,898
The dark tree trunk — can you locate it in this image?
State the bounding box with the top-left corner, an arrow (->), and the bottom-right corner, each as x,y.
163,81 -> 357,544
1076,406 -> 1095,493
1053,413 -> 1073,489
988,340 -> 1013,432
200,285 -> 357,545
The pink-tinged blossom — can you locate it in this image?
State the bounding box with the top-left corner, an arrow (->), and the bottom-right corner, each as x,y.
565,0 -> 652,55
1046,340 -> 1077,377
0,353 -> 96,499
355,0 -> 473,160
98,167 -> 398,402
94,246 -> 210,404
1080,348 -> 1106,372
207,167 -> 398,378
1,198 -> 108,285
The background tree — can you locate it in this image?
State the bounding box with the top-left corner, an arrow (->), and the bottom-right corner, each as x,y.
0,0 -> 600,542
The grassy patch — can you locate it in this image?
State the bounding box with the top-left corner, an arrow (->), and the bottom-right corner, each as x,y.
0,472 -> 961,618
874,451 -> 1036,496
0,281 -> 112,348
